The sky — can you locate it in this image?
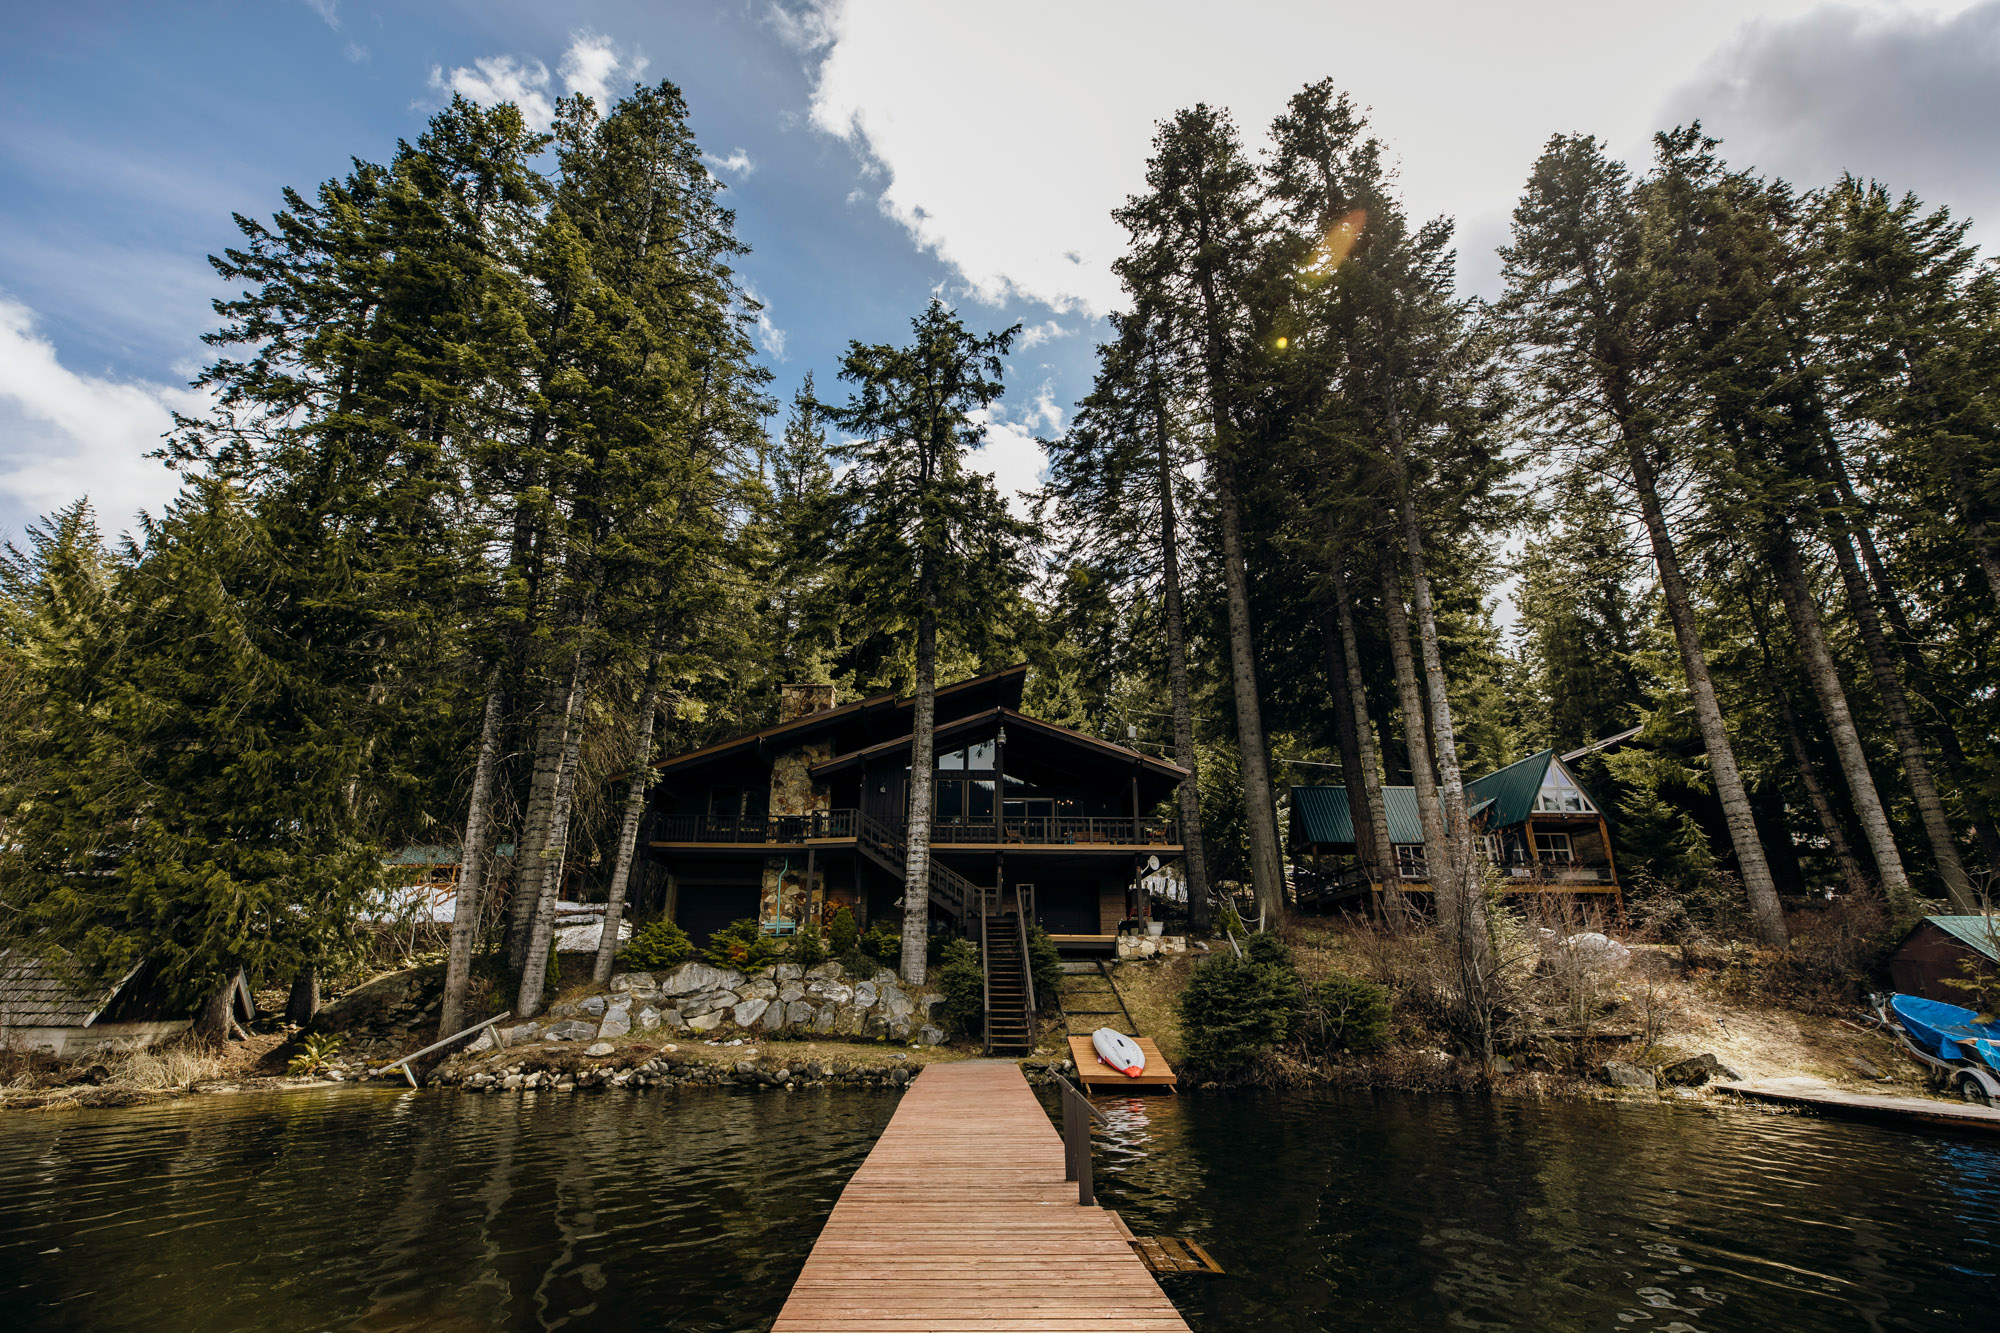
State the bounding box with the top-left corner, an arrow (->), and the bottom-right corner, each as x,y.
2,0 -> 1997,545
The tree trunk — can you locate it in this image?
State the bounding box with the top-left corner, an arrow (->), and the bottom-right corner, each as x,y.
440,673 -> 506,1038
285,967 -> 319,1029
506,676 -> 581,970
1768,531 -> 1913,912
1317,608 -> 1373,868
1821,524 -> 1975,909
1950,461 -> 2000,606
1622,435 -> 1787,946
594,652 -> 665,985
1384,409 -> 1482,950
1375,540 -> 1451,912
1751,604 -> 1873,899
193,976 -> 237,1042
901,600 -> 938,986
1155,406 -> 1211,931
1332,559 -> 1402,919
1210,451 -> 1286,926
1823,445 -> 2000,871
516,712 -> 586,1018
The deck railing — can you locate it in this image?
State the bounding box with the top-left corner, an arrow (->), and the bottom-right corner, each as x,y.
654,809 -> 1176,848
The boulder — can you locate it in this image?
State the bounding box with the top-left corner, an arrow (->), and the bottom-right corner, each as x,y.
1565,932 -> 1632,966
806,979 -> 853,1005
546,1019 -> 597,1042
733,998 -> 770,1029
915,1024 -> 945,1046
774,963 -> 803,983
779,982 -> 805,1004
464,1029 -> 495,1053
499,1022 -> 542,1045
598,1004 -> 632,1040
687,1011 -> 724,1033
610,972 -> 654,994
834,1004 -> 865,1036
888,1016 -> 914,1041
757,1001 -> 786,1031
805,962 -> 843,981
681,992 -> 731,1018
580,995 -> 608,1018
1600,1060 -> 1657,1090
661,962 -> 745,997
812,1007 -> 837,1034
874,969 -> 899,987
584,1041 -> 614,1057
662,1008 -> 688,1031
786,1000 -> 815,1027
880,988 -> 917,1022
743,977 -> 779,1001
1659,1053 -> 1742,1087
548,1000 -> 583,1019
853,981 -> 879,1009
1846,1056 -> 1885,1081
635,1006 -> 662,1032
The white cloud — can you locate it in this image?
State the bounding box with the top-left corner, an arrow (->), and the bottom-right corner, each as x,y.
559,31 -> 650,109
431,32 -> 649,131
799,0 -> 1981,309
1014,382 -> 1063,434
302,0 -> 338,30
0,297 -> 200,535
1018,320 -> 1069,350
431,55 -> 554,130
967,408 -> 1048,520
745,288 -> 788,360
705,148 -> 757,177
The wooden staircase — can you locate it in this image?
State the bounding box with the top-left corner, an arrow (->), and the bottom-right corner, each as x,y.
983,915 -> 1033,1055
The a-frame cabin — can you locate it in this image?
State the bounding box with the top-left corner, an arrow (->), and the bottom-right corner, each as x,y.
1290,749 -> 1621,913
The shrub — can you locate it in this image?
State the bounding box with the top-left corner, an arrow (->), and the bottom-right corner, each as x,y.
1026,924 -> 1063,1007
286,1031 -> 344,1076
826,906 -> 859,958
933,937 -> 985,1037
862,919 -> 903,970
1292,971 -> 1391,1058
1177,937 -> 1302,1079
703,918 -> 782,970
789,924 -> 827,969
619,919 -> 695,971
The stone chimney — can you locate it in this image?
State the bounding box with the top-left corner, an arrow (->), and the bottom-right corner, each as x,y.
780,682 -> 837,723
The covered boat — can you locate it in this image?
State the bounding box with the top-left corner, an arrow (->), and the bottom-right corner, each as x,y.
1889,994 -> 2000,1073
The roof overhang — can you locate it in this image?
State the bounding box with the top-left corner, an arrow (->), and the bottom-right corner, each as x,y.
810,707 -> 1188,783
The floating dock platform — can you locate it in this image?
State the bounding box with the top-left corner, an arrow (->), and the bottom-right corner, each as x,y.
1068,1035 -> 1179,1092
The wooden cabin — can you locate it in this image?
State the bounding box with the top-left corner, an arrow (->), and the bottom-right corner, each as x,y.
0,949 -> 240,1055
1888,916 -> 2000,1003
1290,749 -> 1622,912
640,666 -> 1189,955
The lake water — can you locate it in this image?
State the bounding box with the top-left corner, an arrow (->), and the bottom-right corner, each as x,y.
1,1083 -> 1995,1330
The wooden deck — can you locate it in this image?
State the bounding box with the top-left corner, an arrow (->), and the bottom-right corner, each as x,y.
773,1060 -> 1190,1332
1068,1035 -> 1179,1092
1717,1077 -> 2000,1134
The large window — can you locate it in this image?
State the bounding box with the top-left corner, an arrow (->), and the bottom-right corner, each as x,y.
1534,763 -> 1593,814
1534,832 -> 1575,863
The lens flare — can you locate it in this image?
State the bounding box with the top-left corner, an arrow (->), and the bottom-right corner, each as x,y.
1313,207 -> 1367,276
1275,336 -> 1289,350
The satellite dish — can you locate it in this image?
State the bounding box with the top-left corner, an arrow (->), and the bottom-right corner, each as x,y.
1146,855 -> 1161,872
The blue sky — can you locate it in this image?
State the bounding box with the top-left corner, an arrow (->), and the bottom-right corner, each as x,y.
3,0 -> 1996,543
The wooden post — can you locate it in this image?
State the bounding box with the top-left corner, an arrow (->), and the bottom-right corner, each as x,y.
1129,767 -> 1140,844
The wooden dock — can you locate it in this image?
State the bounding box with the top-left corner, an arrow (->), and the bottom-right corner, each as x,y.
1716,1077 -> 2000,1134
1068,1035 -> 1179,1092
773,1060 -> 1191,1332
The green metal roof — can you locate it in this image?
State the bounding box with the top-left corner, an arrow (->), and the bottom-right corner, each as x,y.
1465,750 -> 1556,830
1290,785 -> 1427,848
1922,915 -> 2000,966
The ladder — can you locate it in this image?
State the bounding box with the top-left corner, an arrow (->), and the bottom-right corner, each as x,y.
1059,959 -> 1138,1038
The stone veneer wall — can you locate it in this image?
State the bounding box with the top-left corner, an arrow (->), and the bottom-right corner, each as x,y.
761,739 -> 834,926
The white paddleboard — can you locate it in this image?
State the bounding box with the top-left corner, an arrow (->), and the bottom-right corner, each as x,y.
1092,1027 -> 1146,1077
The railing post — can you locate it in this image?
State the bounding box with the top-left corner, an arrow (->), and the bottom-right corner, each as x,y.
1055,1075 -> 1097,1206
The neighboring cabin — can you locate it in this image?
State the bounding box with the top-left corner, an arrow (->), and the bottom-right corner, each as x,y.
1290,748 -> 1622,912
639,665 -> 1188,953
1888,916 -> 2000,1003
0,951 -> 251,1055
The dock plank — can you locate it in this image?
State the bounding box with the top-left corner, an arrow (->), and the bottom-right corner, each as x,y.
1716,1077 -> 2000,1133
773,1060 -> 1190,1332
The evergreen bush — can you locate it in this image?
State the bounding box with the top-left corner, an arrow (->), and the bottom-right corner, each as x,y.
789,923 -> 827,969
933,937 -> 985,1037
826,906 -> 859,958
861,919 -> 902,970
619,919 -> 694,971
1177,934 -> 1302,1079
703,918 -> 781,970
1026,924 -> 1063,1007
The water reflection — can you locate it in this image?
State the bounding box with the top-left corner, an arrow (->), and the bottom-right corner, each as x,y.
1065,1089 -> 2000,1332
0,1085 -> 897,1332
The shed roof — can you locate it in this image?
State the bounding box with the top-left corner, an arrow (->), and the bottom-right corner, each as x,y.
1290,785 -> 1427,848
0,949 -> 137,1029
1916,915 -> 2000,966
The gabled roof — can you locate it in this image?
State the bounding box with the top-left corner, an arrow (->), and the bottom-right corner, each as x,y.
1917,915 -> 2000,966
1290,785 -> 1426,847
809,707 -> 1188,781
1465,750 -> 1555,829
651,664 -> 1028,777
0,949 -> 139,1029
